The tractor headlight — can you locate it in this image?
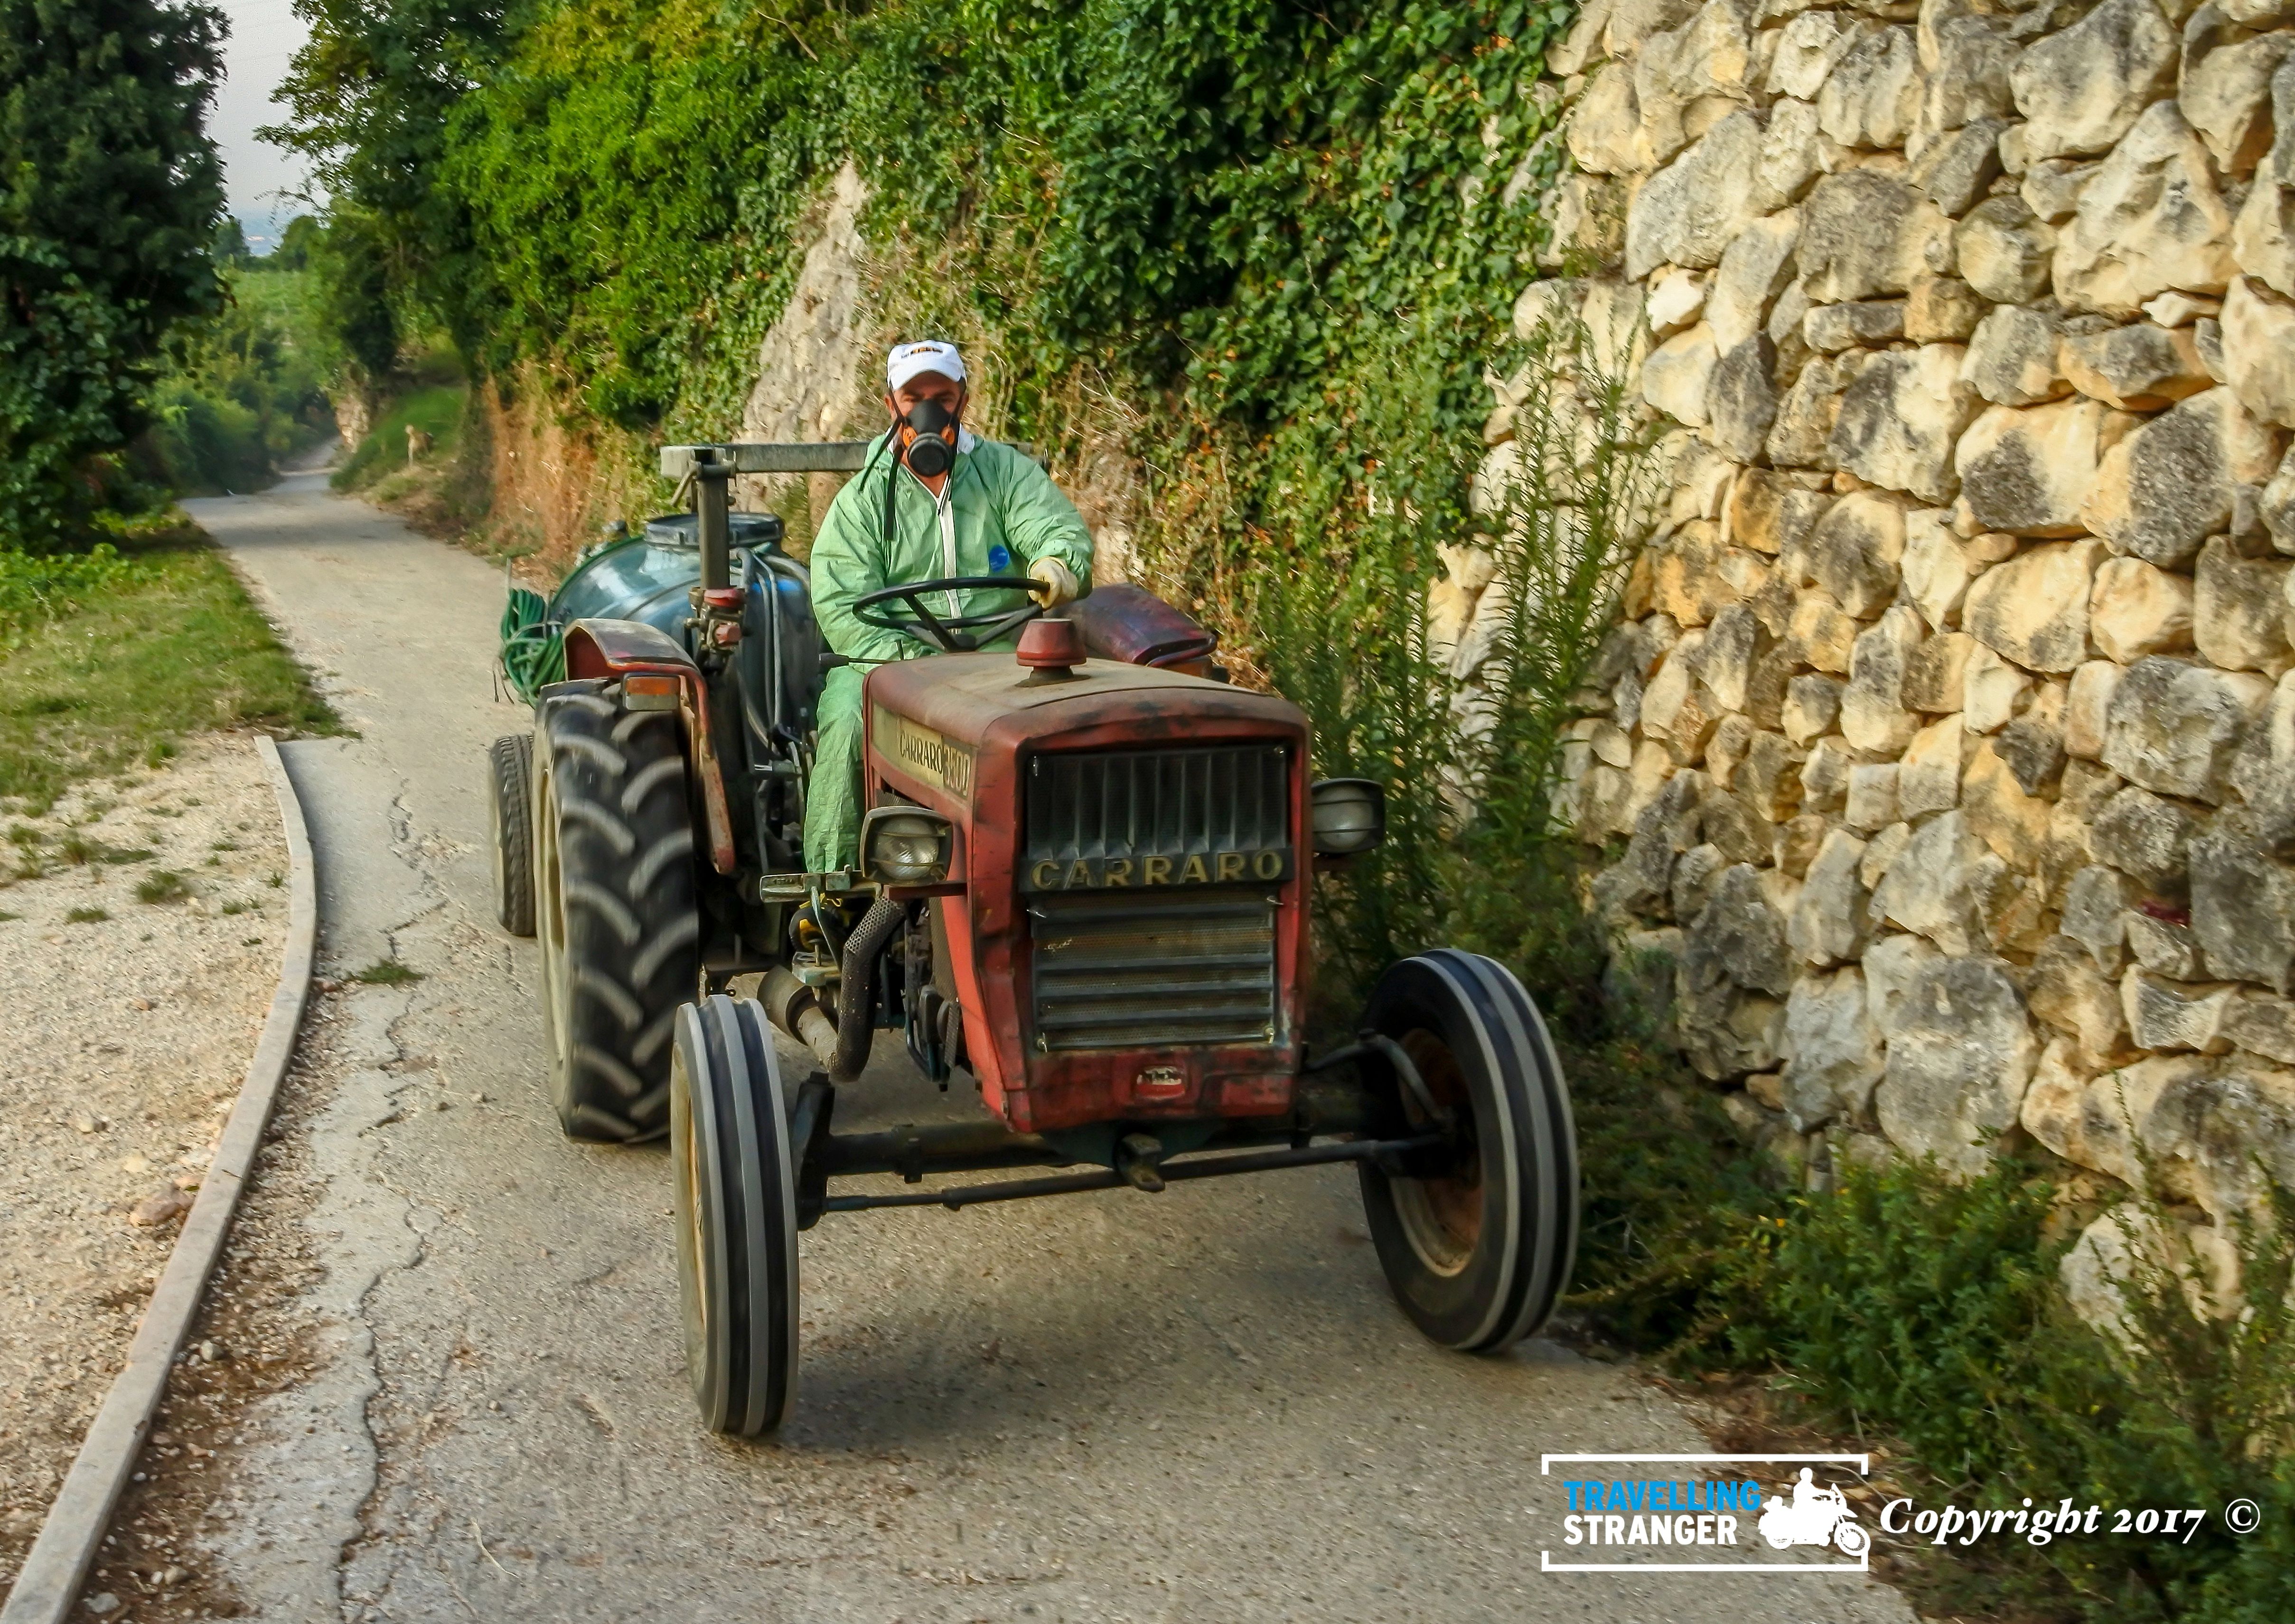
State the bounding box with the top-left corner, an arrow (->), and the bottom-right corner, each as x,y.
1310,778 -> 1386,857
861,808 -> 954,884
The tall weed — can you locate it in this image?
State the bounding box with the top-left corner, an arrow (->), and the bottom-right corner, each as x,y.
1137,301 -> 1662,1002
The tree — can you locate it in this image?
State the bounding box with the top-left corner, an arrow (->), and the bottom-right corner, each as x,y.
1,0 -> 228,545
213,215 -> 251,266
265,0 -> 509,355
310,212 -> 399,384
271,214 -> 322,270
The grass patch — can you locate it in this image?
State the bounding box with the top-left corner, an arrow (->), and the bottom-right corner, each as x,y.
64,905 -> 109,923
350,959 -> 422,986
220,898 -> 251,915
0,546 -> 134,648
135,869 -> 190,904
0,527 -> 341,811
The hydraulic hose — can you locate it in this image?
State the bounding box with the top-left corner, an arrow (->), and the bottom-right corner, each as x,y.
832,896 -> 908,1082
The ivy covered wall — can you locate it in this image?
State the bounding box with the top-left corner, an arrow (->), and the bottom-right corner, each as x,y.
282,0 -> 1619,977
281,0 -> 1578,437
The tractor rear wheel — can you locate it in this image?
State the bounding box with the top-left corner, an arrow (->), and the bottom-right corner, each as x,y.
1356,949 -> 1578,1352
488,733 -> 536,937
534,689 -> 700,1142
672,995 -> 798,1436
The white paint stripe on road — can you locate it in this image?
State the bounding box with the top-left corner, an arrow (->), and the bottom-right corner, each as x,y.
0,736 -> 317,1624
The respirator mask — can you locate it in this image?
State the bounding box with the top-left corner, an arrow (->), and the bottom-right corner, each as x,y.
896,398 -> 957,479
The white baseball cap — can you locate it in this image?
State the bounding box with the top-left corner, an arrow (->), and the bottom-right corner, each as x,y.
886,340 -> 965,393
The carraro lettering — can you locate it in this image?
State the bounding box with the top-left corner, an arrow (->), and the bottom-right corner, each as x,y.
873,705 -> 974,799
1025,848 -> 1292,891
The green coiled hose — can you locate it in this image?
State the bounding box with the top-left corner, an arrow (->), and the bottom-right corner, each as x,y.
499,586 -> 564,704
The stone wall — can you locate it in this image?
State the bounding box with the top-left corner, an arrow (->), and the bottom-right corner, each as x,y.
1481,0 -> 2295,1284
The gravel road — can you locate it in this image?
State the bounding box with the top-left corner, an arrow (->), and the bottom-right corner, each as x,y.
91,470 -> 1919,1623
0,734 -> 290,1583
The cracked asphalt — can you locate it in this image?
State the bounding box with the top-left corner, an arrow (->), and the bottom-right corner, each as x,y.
129,472 -> 1922,1622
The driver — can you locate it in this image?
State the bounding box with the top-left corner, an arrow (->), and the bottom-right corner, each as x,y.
806,339 -> 1095,873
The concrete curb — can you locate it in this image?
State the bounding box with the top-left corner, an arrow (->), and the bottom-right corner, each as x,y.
0,735 -> 317,1624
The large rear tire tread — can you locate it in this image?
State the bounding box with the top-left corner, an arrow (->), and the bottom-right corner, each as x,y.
673,995 -> 798,1437
488,733 -> 537,937
535,692 -> 700,1143
1357,948 -> 1579,1354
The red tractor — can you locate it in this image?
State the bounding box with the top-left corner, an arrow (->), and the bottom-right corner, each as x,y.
488,442 -> 1578,1436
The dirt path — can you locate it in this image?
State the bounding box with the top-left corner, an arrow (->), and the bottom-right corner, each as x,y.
0,736 -> 290,1579
86,471 -> 1919,1623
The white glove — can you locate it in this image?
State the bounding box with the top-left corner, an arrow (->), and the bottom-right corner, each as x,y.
1028,556 -> 1080,607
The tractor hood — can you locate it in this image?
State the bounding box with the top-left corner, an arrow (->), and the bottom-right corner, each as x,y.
865,653 -> 1305,775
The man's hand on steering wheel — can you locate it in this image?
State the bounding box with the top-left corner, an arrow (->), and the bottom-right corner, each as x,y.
1027,557 -> 1079,608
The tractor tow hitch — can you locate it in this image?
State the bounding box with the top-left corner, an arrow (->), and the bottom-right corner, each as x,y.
1116,1132 -> 1167,1192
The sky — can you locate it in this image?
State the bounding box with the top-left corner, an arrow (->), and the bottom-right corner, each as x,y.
208,0 -> 318,249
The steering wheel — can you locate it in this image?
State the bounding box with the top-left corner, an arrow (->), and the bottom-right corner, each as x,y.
851,575 -> 1043,653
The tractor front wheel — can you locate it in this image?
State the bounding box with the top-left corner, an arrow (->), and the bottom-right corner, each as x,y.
672,995 -> 798,1436
534,689 -> 700,1142
1356,949 -> 1578,1353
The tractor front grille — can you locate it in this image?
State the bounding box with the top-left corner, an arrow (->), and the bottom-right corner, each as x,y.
1027,891 -> 1279,1053
1024,744 -> 1291,870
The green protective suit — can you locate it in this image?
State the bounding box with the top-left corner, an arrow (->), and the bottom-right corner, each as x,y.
804,430 -> 1095,872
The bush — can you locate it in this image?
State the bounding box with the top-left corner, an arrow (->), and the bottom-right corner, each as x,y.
1719,1159 -> 2065,1482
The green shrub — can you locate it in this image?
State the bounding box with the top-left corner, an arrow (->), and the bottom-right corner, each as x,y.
1721,1159 -> 2066,1482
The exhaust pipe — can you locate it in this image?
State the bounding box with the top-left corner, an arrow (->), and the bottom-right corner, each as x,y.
763,895 -> 908,1083
763,967 -> 839,1074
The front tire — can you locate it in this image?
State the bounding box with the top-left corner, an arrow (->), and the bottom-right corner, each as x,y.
672,995 -> 798,1436
534,689 -> 700,1142
1357,949 -> 1578,1352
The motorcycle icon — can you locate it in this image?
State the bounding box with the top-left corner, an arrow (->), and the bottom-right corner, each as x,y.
1760,1469 -> 1871,1557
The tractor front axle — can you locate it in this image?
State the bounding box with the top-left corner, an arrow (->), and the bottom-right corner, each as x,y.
817,1132 -> 1444,1214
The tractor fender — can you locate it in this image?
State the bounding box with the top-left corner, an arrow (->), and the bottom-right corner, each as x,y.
563,618 -> 737,875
